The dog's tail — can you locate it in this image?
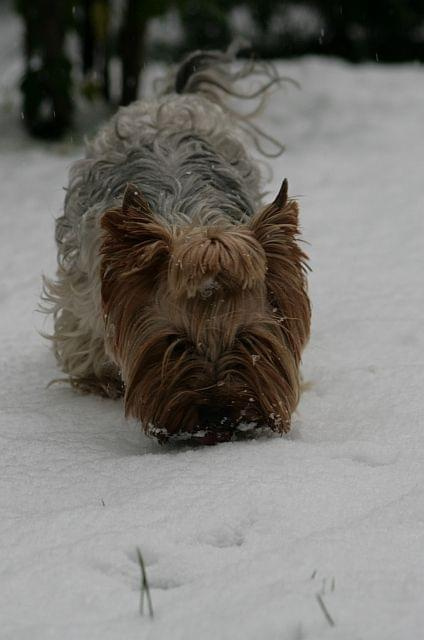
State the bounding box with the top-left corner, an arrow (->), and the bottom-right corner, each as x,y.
157,41 -> 296,157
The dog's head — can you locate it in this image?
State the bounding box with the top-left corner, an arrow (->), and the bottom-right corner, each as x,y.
100,181 -> 310,444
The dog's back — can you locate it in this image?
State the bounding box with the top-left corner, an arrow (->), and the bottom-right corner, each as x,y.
60,47 -> 285,246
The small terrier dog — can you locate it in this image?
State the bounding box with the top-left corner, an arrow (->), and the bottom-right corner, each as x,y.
44,49 -> 311,444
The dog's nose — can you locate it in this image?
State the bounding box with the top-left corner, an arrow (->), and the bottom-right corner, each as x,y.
197,405 -> 232,430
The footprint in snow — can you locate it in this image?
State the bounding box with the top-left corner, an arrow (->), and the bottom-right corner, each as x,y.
332,441 -> 398,467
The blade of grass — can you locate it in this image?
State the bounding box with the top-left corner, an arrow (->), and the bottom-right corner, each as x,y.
136,547 -> 154,618
316,593 -> 335,627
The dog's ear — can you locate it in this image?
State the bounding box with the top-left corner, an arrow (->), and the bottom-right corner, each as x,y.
121,183 -> 152,217
101,183 -> 171,260
249,179 -> 294,247
102,183 -> 157,238
273,178 -> 289,209
100,184 -> 171,310
249,179 -> 302,276
249,179 -> 311,359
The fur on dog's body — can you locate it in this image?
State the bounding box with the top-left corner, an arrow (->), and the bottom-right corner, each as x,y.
44,50 -> 310,444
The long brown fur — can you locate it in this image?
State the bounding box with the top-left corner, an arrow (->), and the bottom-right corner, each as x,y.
100,182 -> 310,441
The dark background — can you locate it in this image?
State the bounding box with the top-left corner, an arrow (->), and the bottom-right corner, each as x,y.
11,0 -> 424,138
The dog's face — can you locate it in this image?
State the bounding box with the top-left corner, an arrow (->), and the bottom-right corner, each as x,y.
101,182 -> 310,443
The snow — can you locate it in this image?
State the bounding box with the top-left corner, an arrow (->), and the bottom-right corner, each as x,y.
1,8 -> 424,640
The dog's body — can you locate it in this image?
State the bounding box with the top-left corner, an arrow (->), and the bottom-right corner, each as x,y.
44,50 -> 310,444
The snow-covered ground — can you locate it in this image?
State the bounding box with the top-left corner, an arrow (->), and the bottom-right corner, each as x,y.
1,8 -> 424,640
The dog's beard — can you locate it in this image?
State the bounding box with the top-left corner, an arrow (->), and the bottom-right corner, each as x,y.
118,318 -> 299,443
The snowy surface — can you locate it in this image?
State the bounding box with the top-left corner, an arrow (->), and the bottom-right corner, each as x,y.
1,9 -> 424,640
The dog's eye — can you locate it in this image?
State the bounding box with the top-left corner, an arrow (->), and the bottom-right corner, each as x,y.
166,335 -> 192,356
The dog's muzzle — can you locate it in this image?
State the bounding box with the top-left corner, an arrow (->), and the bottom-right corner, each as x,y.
147,400 -> 262,445
197,405 -> 232,430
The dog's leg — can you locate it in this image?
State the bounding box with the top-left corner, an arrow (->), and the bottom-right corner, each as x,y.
42,266 -> 123,400
53,308 -> 123,399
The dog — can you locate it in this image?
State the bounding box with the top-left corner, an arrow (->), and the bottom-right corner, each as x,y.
43,48 -> 311,445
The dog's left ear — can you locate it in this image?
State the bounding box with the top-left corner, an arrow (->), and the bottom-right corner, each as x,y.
249,179 -> 311,358
249,179 -> 296,248
250,179 -> 302,277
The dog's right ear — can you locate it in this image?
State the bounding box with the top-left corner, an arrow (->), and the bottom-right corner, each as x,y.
100,184 -> 171,311
121,183 -> 153,217
102,183 -> 157,237
101,183 -> 171,260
